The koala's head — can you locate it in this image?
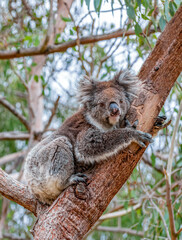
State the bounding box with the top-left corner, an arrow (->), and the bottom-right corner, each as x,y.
77,70 -> 140,130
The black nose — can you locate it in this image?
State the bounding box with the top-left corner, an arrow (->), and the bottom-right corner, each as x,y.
109,102 -> 119,115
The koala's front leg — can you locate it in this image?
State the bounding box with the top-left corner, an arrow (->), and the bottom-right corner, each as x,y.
75,127 -> 153,164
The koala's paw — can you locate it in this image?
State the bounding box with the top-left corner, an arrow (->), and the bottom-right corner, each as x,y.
125,119 -> 139,129
69,173 -> 89,185
134,130 -> 154,148
152,115 -> 171,136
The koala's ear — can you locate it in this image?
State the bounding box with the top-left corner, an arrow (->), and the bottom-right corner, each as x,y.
113,70 -> 142,102
77,75 -> 97,105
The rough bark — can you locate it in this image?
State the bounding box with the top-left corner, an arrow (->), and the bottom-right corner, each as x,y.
0,168 -> 37,215
31,6 -> 182,240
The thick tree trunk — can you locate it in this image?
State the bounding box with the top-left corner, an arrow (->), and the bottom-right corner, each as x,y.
32,6 -> 182,240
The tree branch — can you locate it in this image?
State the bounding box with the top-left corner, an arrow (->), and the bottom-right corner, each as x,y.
0,131 -> 30,141
100,203 -> 141,221
142,153 -> 164,174
167,100 -> 182,184
0,96 -> 30,131
165,171 -> 177,240
0,28 -> 156,59
0,168 -> 37,215
0,151 -> 25,166
96,226 -> 144,237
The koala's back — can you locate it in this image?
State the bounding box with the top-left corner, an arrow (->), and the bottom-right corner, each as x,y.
24,110 -> 89,204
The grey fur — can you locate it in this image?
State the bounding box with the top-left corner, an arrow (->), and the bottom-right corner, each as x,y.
24,70 -> 152,205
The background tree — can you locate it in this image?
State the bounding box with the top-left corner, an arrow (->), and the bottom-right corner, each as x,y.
0,0 -> 181,239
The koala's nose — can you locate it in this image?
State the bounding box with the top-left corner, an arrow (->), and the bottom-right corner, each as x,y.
109,102 -> 120,116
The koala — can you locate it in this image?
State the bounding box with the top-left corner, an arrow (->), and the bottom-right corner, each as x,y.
24,70 -> 153,205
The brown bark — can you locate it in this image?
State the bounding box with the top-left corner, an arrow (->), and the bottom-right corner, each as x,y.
0,168 -> 37,215
31,6 -> 182,240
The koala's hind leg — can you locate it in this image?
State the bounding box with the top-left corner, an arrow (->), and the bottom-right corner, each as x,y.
48,137 -> 75,190
48,138 -> 89,191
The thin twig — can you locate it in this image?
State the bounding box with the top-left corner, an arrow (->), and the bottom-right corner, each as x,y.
164,170 -> 177,240
100,202 -> 141,220
141,32 -> 152,50
144,0 -> 159,36
176,228 -> 182,236
139,166 -> 171,239
89,15 -> 95,76
44,96 -> 60,131
0,199 -> 9,239
167,100 -> 182,185
40,0 -> 54,52
176,81 -> 182,91
142,153 -> 163,174
10,60 -> 28,90
78,8 -> 123,26
96,39 -> 122,78
0,96 -> 30,131
96,226 -> 144,237
65,2 -> 89,75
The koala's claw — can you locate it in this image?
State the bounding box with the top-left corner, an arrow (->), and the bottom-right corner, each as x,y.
132,120 -> 139,129
69,173 -> 89,185
137,141 -> 146,148
125,119 -> 139,129
135,131 -> 153,148
75,173 -> 88,179
152,115 -> 171,137
154,115 -> 167,127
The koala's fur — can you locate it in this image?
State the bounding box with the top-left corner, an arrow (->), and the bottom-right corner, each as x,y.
24,70 -> 153,205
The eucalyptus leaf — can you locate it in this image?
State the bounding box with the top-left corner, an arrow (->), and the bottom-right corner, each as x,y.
134,23 -> 142,36
159,16 -> 166,31
127,5 -> 135,20
61,16 -> 72,22
85,0 -> 90,10
34,75 -> 39,82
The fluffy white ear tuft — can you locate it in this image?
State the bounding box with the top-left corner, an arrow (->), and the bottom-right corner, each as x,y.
77,76 -> 97,105
113,70 -> 142,102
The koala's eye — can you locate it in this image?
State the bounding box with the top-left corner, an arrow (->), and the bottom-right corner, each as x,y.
99,102 -> 105,107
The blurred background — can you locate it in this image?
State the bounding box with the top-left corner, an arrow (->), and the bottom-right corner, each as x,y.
0,0 -> 181,239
